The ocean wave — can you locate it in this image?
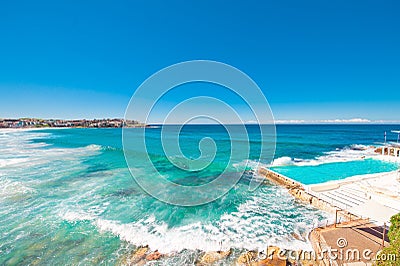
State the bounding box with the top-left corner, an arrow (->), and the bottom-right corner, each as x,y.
272,144 -> 377,167
83,143 -> 123,152
271,156 -> 295,166
61,210 -> 96,222
0,157 -> 30,167
61,186 -> 332,254
0,130 -> 102,172
90,216 -> 315,253
85,144 -> 102,151
232,159 -> 269,170
0,178 -> 36,198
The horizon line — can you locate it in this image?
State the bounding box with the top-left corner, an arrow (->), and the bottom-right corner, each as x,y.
2,117 -> 400,125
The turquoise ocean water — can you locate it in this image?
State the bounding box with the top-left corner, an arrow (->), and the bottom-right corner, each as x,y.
0,125 -> 399,265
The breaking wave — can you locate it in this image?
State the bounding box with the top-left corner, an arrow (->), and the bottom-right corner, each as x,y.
61,186 -> 332,254
272,144 -> 377,167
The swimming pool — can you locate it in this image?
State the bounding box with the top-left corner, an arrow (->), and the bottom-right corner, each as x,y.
270,158 -> 399,185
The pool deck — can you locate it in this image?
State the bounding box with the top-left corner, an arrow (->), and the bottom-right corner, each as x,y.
259,167 -> 400,224
305,170 -> 400,225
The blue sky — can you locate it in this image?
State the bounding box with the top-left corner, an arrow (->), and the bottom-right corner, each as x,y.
0,0 -> 399,123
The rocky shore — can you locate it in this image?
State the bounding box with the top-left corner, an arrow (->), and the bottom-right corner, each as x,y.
118,245 -> 319,266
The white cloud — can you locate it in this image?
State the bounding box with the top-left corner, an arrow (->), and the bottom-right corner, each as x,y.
317,118 -> 371,123
274,118 -> 372,124
275,119 -> 307,124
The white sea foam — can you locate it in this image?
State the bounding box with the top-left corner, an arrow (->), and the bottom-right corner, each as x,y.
86,144 -> 102,151
0,130 -> 102,207
61,210 -> 96,222
233,159 -> 269,170
92,210 -> 320,253
0,157 -> 30,167
0,177 -> 36,197
0,130 -> 101,171
272,144 -> 377,167
61,186 -> 332,254
271,156 -> 294,166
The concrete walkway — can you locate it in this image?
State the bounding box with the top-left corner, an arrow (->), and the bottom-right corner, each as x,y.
310,220 -> 389,265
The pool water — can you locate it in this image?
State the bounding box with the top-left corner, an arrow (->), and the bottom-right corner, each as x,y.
271,158 -> 399,185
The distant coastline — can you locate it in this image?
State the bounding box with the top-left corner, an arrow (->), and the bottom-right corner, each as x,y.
0,118 -> 148,128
